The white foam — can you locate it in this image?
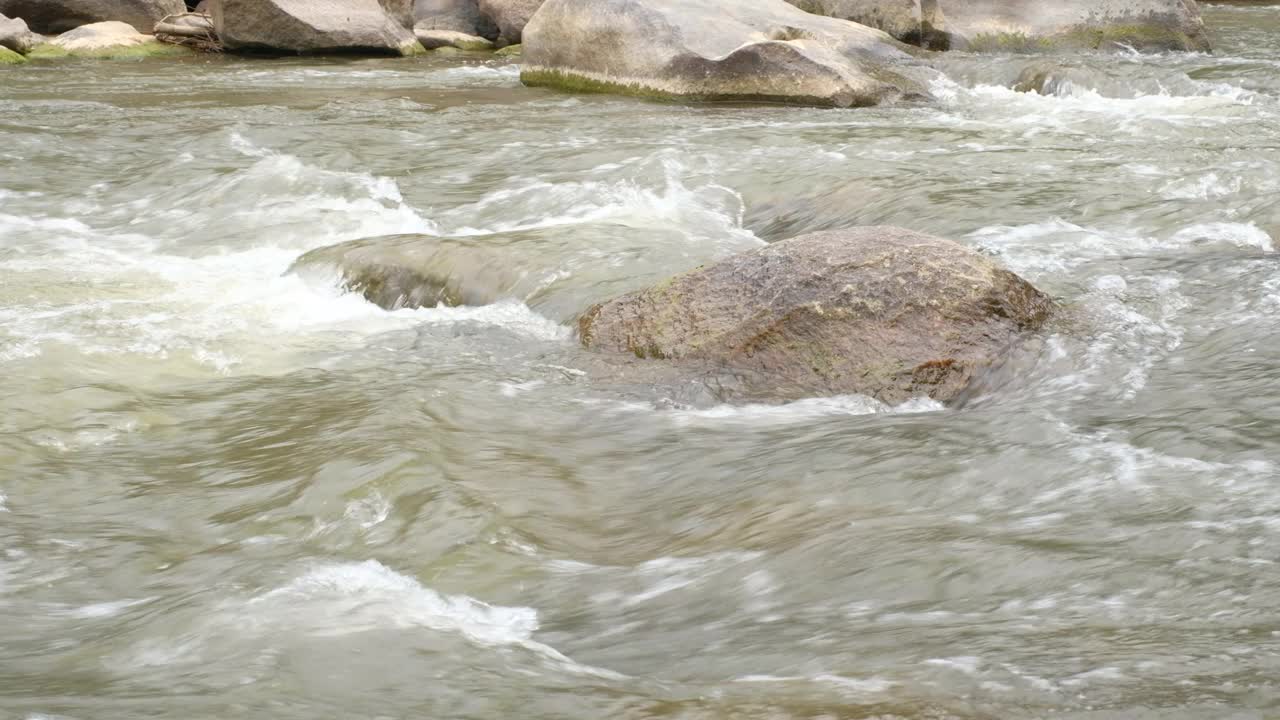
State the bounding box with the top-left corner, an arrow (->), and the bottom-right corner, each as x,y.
587,395 -> 943,427
1159,172 -> 1242,200
438,151 -> 760,251
0,137 -> 574,372
248,561 -> 537,644
125,560 -> 624,680
53,598 -> 153,619
969,219 -> 1271,278
930,74 -> 1257,136
734,674 -> 894,695
421,64 -> 522,88
925,656 -> 984,675
1169,222 -> 1274,252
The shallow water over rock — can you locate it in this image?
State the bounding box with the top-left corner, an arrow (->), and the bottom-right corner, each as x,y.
2,5 -> 1280,718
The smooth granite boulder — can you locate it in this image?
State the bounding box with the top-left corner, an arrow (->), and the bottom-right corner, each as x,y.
521,0 -> 933,107
210,0 -> 421,55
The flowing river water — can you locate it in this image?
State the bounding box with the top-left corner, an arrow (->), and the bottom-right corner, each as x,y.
2,4 -> 1280,718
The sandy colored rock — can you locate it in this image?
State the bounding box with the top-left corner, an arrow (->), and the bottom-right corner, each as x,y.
578,227 -> 1053,404
414,27 -> 492,49
521,0 -> 933,108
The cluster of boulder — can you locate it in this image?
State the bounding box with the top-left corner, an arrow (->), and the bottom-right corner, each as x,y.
521,0 -> 1210,107
0,0 -> 541,61
1,0 -> 1210,72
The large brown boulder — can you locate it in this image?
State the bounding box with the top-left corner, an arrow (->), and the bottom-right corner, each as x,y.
0,12 -> 34,53
0,0 -> 184,33
211,0 -> 421,55
521,0 -> 934,108
475,0 -> 539,45
578,227 -> 1053,404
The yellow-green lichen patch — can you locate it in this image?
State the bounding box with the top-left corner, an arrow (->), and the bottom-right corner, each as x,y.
30,41 -> 194,60
0,46 -> 27,64
400,40 -> 428,57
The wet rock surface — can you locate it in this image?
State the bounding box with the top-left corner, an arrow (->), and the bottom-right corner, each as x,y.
579,226 -> 1054,404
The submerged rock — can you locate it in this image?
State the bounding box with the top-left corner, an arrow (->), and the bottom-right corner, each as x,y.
30,20 -> 193,57
521,0 -> 932,108
211,0 -> 421,55
0,0 -> 184,34
578,227 -> 1053,405
933,0 -> 1209,52
0,13 -> 34,53
415,27 -> 492,50
476,0 -> 540,46
291,234 -> 539,311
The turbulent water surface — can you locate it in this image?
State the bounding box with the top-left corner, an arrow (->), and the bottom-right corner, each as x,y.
3,5 -> 1280,718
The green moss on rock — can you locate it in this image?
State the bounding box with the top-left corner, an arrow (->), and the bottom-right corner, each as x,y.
400,41 -> 428,56
29,40 -> 193,60
520,67 -> 877,107
0,46 -> 27,64
494,43 -> 522,56
27,43 -> 69,59
968,23 -> 1206,54
522,67 -> 684,100
965,32 -> 1057,53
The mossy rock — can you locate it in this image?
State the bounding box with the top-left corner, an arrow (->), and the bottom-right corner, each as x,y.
0,46 -> 27,64
29,40 -> 193,60
966,24 -> 1206,54
400,40 -> 429,57
453,38 -> 495,51
495,43 -> 521,56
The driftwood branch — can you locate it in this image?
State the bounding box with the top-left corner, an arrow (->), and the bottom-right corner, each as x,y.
154,12 -> 222,52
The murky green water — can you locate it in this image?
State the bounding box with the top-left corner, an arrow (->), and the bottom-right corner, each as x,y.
2,5 -> 1280,718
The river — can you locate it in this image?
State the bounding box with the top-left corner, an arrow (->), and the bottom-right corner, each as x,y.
2,4 -> 1279,718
